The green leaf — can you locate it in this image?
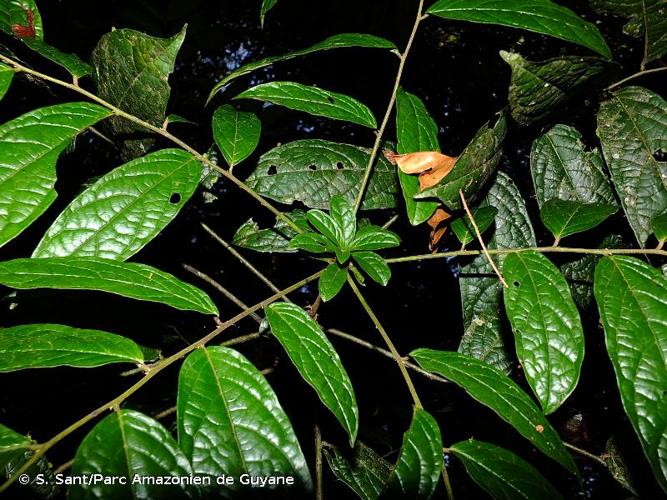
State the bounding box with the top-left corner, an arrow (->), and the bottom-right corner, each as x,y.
323,442 -> 391,500
177,347 -> 312,492
260,0 -> 278,27
458,173 -> 536,374
0,102 -> 111,248
416,115 -> 506,210
306,209 -> 343,246
387,408 -> 442,499
0,64 -> 13,101
651,212 -> 667,243
0,257 -> 218,315
33,149 -> 201,260
601,436 -> 639,496
540,199 -> 617,241
330,195 -> 356,247
0,0 -> 43,39
209,33 -> 397,98
23,39 -> 92,78
451,206 -> 498,245
233,209 -> 308,253
165,114 -> 196,126
91,26 -> 186,159
289,231 -> 336,253
503,251 -> 585,414
246,139 -> 399,210
265,303 -> 359,443
594,256 -> 667,491
501,51 -> 617,126
0,323 -> 151,371
395,88 -> 440,226
427,0 -> 611,57
591,0 -> 666,64
531,124 -> 618,208
236,81 -> 376,128
212,104 -> 261,168
351,225 -> 401,251
597,86 -> 667,246
451,440 -> 563,500
69,410 -> 193,499
0,423 -> 32,472
410,349 -> 577,474
319,263 -> 348,302
352,251 -> 391,286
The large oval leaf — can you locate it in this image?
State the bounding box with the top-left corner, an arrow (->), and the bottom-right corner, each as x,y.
246,139 -> 399,210
212,104 -> 261,168
0,257 -> 217,315
177,347 -> 312,493
503,251 -> 585,414
0,103 -> 111,248
33,149 -> 201,260
0,0 -> 44,39
69,410 -> 194,499
236,81 -> 376,128
427,0 -> 611,57
386,408 -> 442,499
410,349 -> 577,474
451,440 -> 563,500
323,442 -> 391,500
597,86 -> 667,246
0,324 -> 152,371
540,199 -> 617,241
594,256 -> 667,491
265,302 -> 358,443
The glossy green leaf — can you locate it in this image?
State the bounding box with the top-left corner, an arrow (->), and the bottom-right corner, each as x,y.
531,124 -> 618,208
233,209 -> 308,253
246,139 -> 399,210
23,39 -> 92,78
395,88 -> 440,225
451,206 -> 498,245
503,251 -> 585,414
501,52 -> 617,126
0,0 -> 43,39
351,225 -> 401,251
330,195 -> 356,247
209,33 -> 397,98
289,231 -> 336,253
323,442 -> 391,500
387,408 -> 442,499
428,0 -> 611,57
0,423 -> 32,472
352,251 -> 391,286
451,440 -> 563,500
319,263 -> 348,302
651,212 -> 667,243
91,26 -> 186,159
594,256 -> 667,491
458,173 -> 536,374
0,323 -> 151,371
33,149 -> 201,260
236,81 -> 376,128
265,303 -> 358,442
0,257 -> 218,315
260,0 -> 278,27
416,115 -> 506,210
212,104 -> 261,168
597,86 -> 667,246
411,349 -> 577,474
306,209 -> 342,246
540,199 -> 617,241
165,114 -> 196,126
69,410 -> 193,499
0,64 -> 13,101
177,347 -> 312,492
0,102 -> 111,248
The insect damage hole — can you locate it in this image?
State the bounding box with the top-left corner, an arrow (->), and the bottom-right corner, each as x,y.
653,149 -> 666,162
267,165 -> 277,175
512,280 -> 521,288
308,164 -> 317,171
169,193 -> 182,204
336,162 -> 344,170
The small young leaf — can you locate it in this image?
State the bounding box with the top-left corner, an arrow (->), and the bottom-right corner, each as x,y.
260,0 -> 278,27
289,231 -> 336,253
352,251 -> 391,286
594,256 -> 667,491
428,0 -> 611,57
0,64 -> 13,101
265,303 -> 359,444
503,251 -> 585,414
410,349 -> 577,474
306,209 -> 343,246
0,324 -> 151,371
177,347 -> 312,492
540,199 -> 617,241
451,206 -> 498,245
351,226 -> 401,251
651,212 -> 667,243
0,423 -> 33,472
233,210 -> 308,253
165,114 -> 196,126
451,440 -> 563,500
0,257 -> 218,315
601,436 -> 638,496
23,39 -> 92,78
387,408 -> 443,499
236,81 -> 376,128
69,410 -> 193,499
319,263 -> 348,302
323,442 -> 391,500
330,195 -> 356,247
33,149 -> 201,260
212,104 -> 261,168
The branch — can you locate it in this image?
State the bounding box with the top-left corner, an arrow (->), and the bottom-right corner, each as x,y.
606,66 -> 667,91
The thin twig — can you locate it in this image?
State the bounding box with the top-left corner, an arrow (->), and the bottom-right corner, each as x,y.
606,66 -> 667,91
382,214 -> 400,229
459,190 -> 508,288
564,442 -> 607,467
53,459 -> 74,475
315,425 -> 324,500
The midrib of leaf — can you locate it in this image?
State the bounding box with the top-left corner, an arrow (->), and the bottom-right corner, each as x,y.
116,411 -> 139,500
454,448 -> 530,500
543,134 -> 580,201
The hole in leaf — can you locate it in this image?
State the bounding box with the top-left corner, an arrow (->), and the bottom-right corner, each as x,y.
309,164 -> 317,171
654,149 -> 666,162
268,165 -> 277,175
513,280 -> 520,287
169,193 -> 181,204
336,162 -> 344,170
